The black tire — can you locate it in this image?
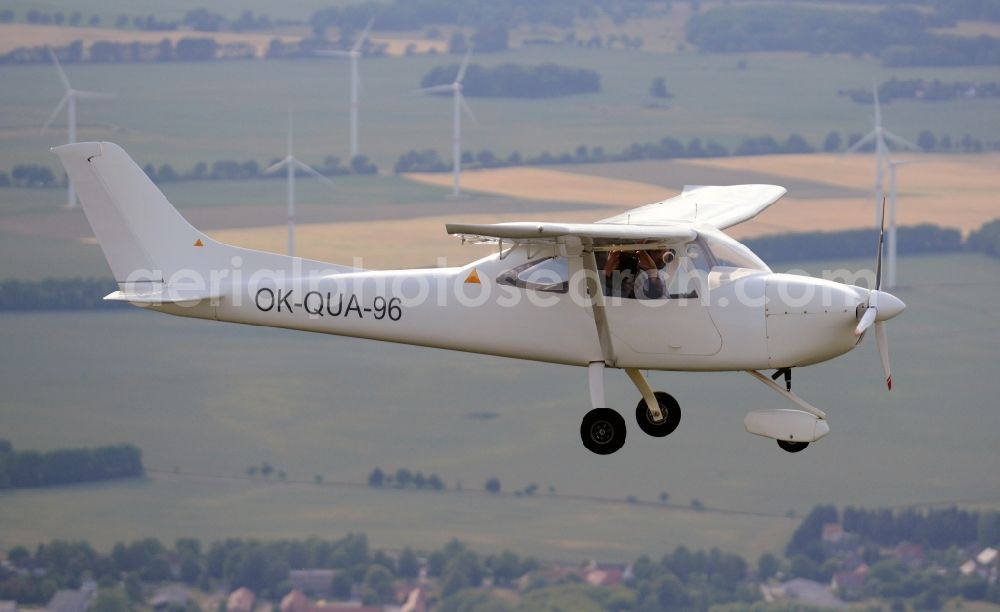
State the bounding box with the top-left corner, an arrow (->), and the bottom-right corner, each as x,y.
777,440 -> 809,453
635,392 -> 681,438
580,408 -> 627,455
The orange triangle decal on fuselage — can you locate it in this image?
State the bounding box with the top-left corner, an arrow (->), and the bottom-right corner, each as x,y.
194,239 -> 204,247
465,268 -> 480,284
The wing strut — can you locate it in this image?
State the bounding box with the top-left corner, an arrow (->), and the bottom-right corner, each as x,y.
581,240 -> 616,366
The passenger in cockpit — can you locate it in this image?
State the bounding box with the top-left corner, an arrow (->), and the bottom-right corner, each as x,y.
635,248 -> 676,300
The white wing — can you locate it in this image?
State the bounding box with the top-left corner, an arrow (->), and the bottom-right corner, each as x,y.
599,184 -> 786,230
445,221 -> 695,245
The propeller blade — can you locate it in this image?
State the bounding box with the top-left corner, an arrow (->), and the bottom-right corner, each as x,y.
352,17 -> 375,53
854,306 -> 876,336
414,85 -> 453,95
42,93 -> 69,131
844,130 -> 876,154
875,321 -> 892,390
48,47 -> 71,91
458,93 -> 478,125
293,159 -> 336,188
455,46 -> 473,83
876,195 -> 886,290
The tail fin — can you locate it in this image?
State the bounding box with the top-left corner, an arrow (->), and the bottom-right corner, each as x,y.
53,142 -> 354,294
53,142 -> 219,284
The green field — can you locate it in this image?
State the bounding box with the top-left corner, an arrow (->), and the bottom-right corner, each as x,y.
2,252 -> 999,560
4,47 -> 1000,173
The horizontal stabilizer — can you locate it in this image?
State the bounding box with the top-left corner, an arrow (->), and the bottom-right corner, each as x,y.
104,285 -> 222,305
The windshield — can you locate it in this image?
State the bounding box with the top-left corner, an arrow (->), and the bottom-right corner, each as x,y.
701,231 -> 771,272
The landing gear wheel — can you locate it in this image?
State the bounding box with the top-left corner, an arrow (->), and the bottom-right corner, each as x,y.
635,392 -> 682,438
581,408 -> 627,455
777,440 -> 809,453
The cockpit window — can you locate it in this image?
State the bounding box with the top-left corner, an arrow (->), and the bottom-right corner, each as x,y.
498,257 -> 569,293
702,232 -> 770,272
600,241 -> 707,300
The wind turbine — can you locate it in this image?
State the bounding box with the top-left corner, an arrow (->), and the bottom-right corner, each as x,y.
885,158 -> 924,289
844,82 -> 916,227
416,47 -> 476,197
42,47 -> 114,208
318,18 -> 374,160
265,107 -> 335,257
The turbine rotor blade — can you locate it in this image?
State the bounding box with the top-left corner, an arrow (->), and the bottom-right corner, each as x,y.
265,157 -> 292,174
415,85 -> 454,95
882,129 -> 918,152
293,159 -> 336,188
458,93 -> 478,125
317,49 -> 353,58
42,93 -> 70,131
74,90 -> 116,100
844,131 -> 876,154
48,47 -> 71,91
352,17 -> 375,53
456,46 -> 473,83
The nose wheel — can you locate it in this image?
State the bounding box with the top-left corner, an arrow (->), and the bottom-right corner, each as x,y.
580,408 -> 627,455
636,392 -> 682,437
777,440 -> 809,453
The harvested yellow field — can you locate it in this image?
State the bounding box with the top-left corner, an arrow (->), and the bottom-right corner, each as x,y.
405,167 -> 675,207
690,153 -> 1000,235
0,24 -> 299,57
206,209 -> 613,269
370,36 -> 447,56
933,21 -> 1000,39
403,155 -> 999,237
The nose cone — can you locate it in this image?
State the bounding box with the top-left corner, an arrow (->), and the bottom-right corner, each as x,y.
874,290 -> 906,322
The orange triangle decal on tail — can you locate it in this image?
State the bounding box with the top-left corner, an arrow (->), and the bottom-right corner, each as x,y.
464,268 -> 480,284
193,239 -> 204,247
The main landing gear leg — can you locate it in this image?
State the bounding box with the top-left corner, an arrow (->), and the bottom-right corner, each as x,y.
627,368 -> 682,437
580,362 -> 626,455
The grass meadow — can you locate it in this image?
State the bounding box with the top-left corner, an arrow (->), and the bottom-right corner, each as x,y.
2,252 -> 999,560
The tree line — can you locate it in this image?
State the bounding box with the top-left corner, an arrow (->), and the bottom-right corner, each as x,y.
420,62 -> 601,98
2,38 -> 253,65
743,224 -> 963,264
0,154 -> 377,191
394,128 -> 1000,174
841,78 -> 1000,104
0,440 -> 144,490
367,467 -> 445,490
686,4 -> 1000,67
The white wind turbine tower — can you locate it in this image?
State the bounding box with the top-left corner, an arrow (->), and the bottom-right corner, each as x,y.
844,83 -> 916,228
265,107 -> 335,257
417,47 -> 476,197
885,158 -> 924,289
319,18 -> 374,160
42,47 -> 114,208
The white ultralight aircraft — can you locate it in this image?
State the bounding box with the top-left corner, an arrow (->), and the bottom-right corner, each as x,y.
54,142 -> 905,455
